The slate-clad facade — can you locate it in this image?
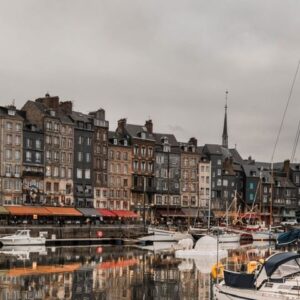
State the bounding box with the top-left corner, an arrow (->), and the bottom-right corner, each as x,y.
23,123 -> 44,205
89,109 -> 109,209
70,112 -> 94,208
153,133 -> 181,212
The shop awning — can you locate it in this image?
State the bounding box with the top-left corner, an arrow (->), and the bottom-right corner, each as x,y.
5,206 -> 50,216
96,209 -> 116,217
112,210 -> 138,218
157,209 -> 185,217
0,206 -> 9,215
77,208 -> 101,217
181,208 -> 200,218
45,207 -> 82,216
213,210 -> 239,218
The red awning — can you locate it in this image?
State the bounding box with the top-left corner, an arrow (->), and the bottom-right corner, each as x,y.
112,210 -> 138,218
97,209 -> 116,217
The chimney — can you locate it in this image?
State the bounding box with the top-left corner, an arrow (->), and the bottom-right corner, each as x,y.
283,159 -> 290,176
189,137 -> 198,147
59,101 -> 73,114
36,94 -> 59,110
145,119 -> 153,134
117,118 -> 127,134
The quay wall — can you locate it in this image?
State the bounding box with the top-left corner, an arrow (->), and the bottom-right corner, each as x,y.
0,224 -> 146,240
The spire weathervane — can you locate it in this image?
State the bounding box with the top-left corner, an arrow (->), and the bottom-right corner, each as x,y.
222,90 -> 229,148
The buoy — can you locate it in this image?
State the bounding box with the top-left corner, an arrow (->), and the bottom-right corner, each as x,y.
247,261 -> 258,274
97,231 -> 103,238
211,262 -> 224,280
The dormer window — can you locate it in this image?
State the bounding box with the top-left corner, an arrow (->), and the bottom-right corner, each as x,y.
124,140 -> 128,146
50,110 -> 56,117
113,138 -> 118,145
8,109 -> 16,116
163,145 -> 171,153
140,132 -> 146,139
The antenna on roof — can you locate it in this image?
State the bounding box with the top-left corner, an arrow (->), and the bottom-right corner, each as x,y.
12,99 -> 15,106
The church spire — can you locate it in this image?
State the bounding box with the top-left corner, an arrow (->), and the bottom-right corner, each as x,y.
222,90 -> 228,148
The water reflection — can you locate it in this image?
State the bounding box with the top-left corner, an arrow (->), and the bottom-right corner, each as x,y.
0,242 -> 282,299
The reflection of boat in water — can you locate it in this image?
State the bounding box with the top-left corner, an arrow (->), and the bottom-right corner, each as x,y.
215,252 -> 300,300
0,230 -> 46,246
139,241 -> 177,252
0,245 -> 47,260
175,235 -> 227,260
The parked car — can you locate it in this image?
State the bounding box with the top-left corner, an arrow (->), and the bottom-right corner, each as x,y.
281,219 -> 298,226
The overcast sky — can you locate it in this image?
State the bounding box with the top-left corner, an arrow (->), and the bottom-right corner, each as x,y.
1,0 -> 300,162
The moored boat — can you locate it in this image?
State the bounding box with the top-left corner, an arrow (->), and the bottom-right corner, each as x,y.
214,252 -> 300,300
0,230 -> 46,246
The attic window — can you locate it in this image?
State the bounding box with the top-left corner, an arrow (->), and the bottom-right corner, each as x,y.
50,110 -> 56,117
8,109 -> 16,116
113,138 -> 118,145
124,140 -> 128,146
141,132 -> 146,139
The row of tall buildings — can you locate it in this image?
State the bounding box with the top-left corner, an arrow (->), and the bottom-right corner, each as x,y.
1,93 -> 299,224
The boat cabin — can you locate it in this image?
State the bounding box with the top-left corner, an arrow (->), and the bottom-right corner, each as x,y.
224,252 -> 300,289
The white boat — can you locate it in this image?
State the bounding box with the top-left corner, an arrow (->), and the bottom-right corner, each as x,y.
211,227 -> 240,243
251,230 -> 274,241
139,226 -> 192,242
214,252 -> 300,300
0,230 -> 46,246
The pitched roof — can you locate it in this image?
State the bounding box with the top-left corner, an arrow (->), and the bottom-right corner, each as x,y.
125,123 -> 155,141
153,133 -> 178,146
229,148 -> 244,164
242,164 -> 260,177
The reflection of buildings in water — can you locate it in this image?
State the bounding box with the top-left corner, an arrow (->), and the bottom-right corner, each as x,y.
0,263 -> 79,300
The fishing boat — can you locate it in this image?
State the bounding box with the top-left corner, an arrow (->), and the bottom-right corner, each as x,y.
214,252 -> 300,300
211,227 -> 240,243
0,230 -> 46,246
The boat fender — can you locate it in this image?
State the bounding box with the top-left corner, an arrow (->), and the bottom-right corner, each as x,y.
247,261 -> 258,274
211,262 -> 224,280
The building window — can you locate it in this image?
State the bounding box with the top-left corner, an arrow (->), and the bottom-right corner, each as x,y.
223,179 -> 228,187
249,182 -> 254,189
124,140 -> 128,146
6,122 -> 12,130
249,193 -> 254,201
54,183 -> 59,192
67,168 -> 72,178
78,136 -> 83,144
85,169 -> 91,179
217,169 -> 221,176
68,139 -> 72,148
36,139 -> 41,149
15,135 -> 21,146
87,137 -> 91,145
46,182 -> 51,191
15,150 -> 21,160
141,161 -> 146,172
217,159 -> 221,165
86,153 -> 91,162
53,167 -> 59,177
134,145 -> 139,155
6,134 -> 12,145
16,123 -> 21,131
133,161 -> 138,171
116,151 -> 120,160
46,166 -> 51,176
46,121 -> 52,130
61,167 -> 66,178
141,147 -> 146,156
78,152 -> 82,162
217,179 -> 221,186
148,162 -> 153,172
35,152 -> 41,163
123,152 -> 128,160
77,168 -> 82,179
25,151 -> 32,162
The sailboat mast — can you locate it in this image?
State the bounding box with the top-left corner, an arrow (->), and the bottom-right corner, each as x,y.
270,163 -> 274,226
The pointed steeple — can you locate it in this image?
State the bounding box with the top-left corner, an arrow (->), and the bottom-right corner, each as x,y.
222,90 -> 228,148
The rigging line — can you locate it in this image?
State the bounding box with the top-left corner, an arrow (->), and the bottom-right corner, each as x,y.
270,60 -> 300,164
291,119 -> 300,163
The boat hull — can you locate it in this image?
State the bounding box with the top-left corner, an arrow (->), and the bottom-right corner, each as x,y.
0,237 -> 45,246
214,284 -> 298,300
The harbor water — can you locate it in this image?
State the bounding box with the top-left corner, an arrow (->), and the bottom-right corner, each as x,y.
0,241 -> 280,299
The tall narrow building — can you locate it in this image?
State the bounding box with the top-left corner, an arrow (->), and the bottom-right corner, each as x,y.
222,90 -> 228,149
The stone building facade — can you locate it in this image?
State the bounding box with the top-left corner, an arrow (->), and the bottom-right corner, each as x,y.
116,119 -> 155,218
107,132 -> 132,210
180,138 -> 199,209
22,94 -> 74,206
0,106 -> 23,205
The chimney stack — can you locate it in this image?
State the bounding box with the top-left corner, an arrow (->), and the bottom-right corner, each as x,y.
36,94 -> 59,110
117,118 -> 127,134
189,137 -> 198,147
145,119 -> 153,134
59,101 -> 73,114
